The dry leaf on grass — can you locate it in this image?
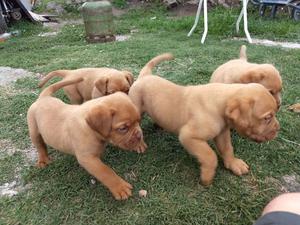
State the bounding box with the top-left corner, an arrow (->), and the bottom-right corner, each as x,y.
288,103 -> 300,113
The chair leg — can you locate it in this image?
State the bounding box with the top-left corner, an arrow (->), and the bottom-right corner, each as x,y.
243,0 -> 252,43
200,0 -> 208,44
187,0 -> 204,37
271,5 -> 278,18
259,4 -> 266,17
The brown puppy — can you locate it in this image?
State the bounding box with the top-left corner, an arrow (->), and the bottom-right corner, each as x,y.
39,68 -> 134,104
210,45 -> 282,107
28,78 -> 146,200
129,53 -> 279,186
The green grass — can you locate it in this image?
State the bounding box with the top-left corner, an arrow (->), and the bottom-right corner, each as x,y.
0,5 -> 300,225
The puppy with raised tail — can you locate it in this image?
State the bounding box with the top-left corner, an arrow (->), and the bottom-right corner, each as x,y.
28,78 -> 146,200
210,45 -> 282,107
39,68 -> 134,104
129,53 -> 279,186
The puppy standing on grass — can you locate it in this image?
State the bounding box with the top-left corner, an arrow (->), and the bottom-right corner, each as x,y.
129,53 -> 280,186
210,45 -> 282,107
27,78 -> 147,200
39,68 -> 134,104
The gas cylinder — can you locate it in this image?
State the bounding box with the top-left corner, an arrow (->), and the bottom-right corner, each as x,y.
80,1 -> 116,43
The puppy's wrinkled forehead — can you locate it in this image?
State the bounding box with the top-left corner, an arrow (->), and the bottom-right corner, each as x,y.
114,103 -> 140,123
252,89 -> 277,116
108,93 -> 140,123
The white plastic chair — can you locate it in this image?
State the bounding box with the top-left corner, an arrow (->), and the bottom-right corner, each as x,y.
187,0 -> 253,44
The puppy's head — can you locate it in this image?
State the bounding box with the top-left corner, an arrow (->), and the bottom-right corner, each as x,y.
94,71 -> 134,96
225,84 -> 280,143
85,92 -> 146,152
240,64 -> 282,108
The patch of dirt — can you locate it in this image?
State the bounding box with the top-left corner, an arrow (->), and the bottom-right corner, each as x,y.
38,31 -> 59,37
0,181 -> 19,197
0,139 -> 37,163
232,38 -> 300,49
0,139 -> 17,159
264,175 -> 300,193
0,85 -> 22,97
0,67 -> 33,86
0,179 -> 32,198
116,34 -> 131,42
42,19 -> 83,32
0,139 -> 36,197
264,176 -> 283,190
281,174 -> 300,192
168,2 -> 199,17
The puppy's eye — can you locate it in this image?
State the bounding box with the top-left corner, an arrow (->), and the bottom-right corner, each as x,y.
269,90 -> 274,95
117,126 -> 128,133
264,114 -> 273,124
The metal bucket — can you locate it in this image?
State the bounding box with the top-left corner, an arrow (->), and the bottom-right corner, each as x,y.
80,1 -> 115,43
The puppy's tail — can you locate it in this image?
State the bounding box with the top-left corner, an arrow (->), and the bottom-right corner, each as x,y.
138,53 -> 174,78
38,70 -> 70,88
239,45 -> 247,60
39,77 -> 83,98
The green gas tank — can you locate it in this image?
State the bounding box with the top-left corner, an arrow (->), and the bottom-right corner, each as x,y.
80,1 -> 115,43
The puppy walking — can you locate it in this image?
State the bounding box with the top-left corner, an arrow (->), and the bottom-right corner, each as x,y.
39,68 -> 134,104
129,53 -> 280,186
210,45 -> 282,107
28,78 -> 146,200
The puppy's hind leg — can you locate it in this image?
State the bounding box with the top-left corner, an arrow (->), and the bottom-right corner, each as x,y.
91,87 -> 104,99
27,114 -> 51,168
63,86 -> 83,104
179,126 -> 218,186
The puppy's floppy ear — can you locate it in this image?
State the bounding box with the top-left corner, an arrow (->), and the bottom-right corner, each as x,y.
86,105 -> 115,137
241,70 -> 264,83
122,71 -> 134,86
225,98 -> 254,129
94,77 -> 109,95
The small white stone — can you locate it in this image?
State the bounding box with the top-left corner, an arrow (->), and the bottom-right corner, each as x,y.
139,189 -> 147,197
90,179 -> 96,185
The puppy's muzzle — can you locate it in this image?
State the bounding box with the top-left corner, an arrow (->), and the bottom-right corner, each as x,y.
274,94 -> 281,110
128,129 -> 143,145
251,121 -> 280,143
116,127 -> 146,153
276,100 -> 281,110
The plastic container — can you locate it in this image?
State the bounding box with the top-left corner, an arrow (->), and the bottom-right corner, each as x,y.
0,32 -> 11,42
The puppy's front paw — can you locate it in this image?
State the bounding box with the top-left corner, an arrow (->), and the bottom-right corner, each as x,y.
36,157 -> 51,168
225,158 -> 249,176
136,140 -> 147,153
110,179 -> 133,200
